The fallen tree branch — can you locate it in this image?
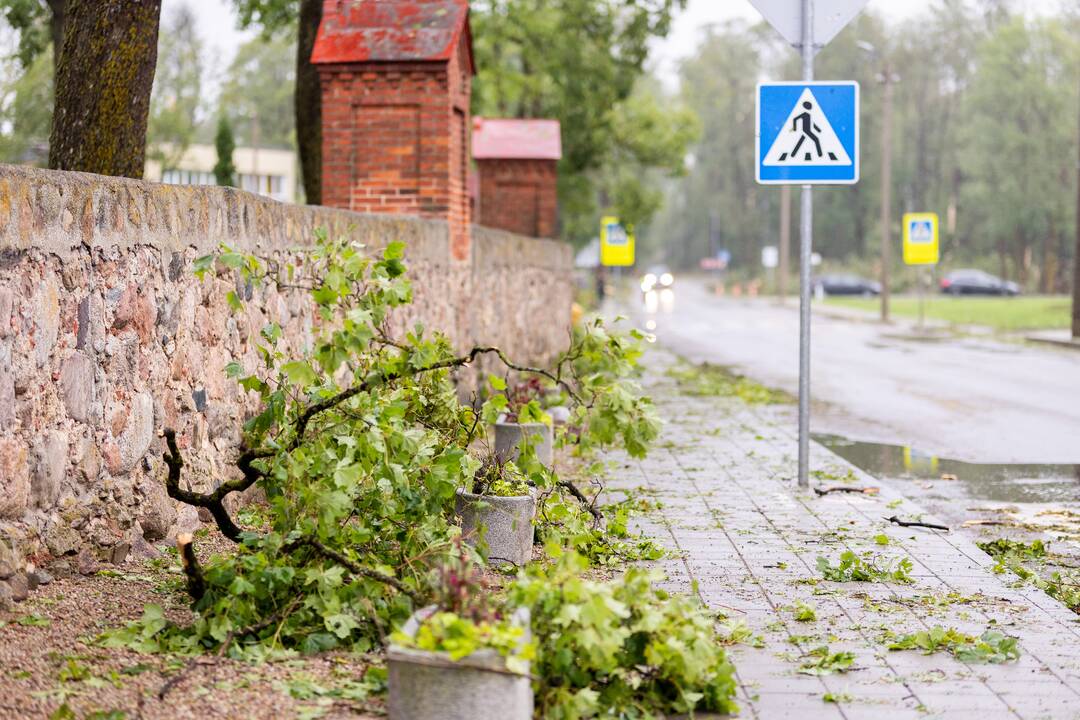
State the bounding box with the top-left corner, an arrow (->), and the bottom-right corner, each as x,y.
176,533 -> 206,601
157,598 -> 301,700
814,486 -> 879,497
289,346 -> 582,452
558,479 -> 603,526
885,515 -> 949,532
163,429 -> 247,541
285,536 -> 422,602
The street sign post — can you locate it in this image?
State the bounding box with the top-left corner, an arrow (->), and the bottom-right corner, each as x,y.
751,0 -> 869,489
903,212 -> 939,332
600,216 -> 634,267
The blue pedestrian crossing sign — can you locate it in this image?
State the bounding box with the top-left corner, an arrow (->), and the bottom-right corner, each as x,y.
756,82 -> 859,185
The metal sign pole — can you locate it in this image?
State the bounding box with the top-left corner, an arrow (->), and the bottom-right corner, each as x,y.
797,0 -> 814,488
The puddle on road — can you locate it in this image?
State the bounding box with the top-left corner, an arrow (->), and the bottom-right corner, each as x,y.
814,433 -> 1080,546
814,434 -> 1080,506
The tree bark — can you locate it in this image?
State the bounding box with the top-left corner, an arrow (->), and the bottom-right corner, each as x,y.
48,0 -> 161,178
1073,75 -> 1080,339
296,0 -> 322,204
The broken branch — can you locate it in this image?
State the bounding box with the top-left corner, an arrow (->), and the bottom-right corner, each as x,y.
814,486 -> 880,497
285,536 -> 421,602
163,429 -> 248,541
885,515 -> 949,532
176,533 -> 206,601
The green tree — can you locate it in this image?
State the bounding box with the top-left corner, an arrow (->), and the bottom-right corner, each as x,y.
48,0 -> 161,178
0,0 -> 65,71
219,32 -> 296,149
230,0 -> 321,204
0,45 -> 53,164
471,0 -> 691,245
148,2 -> 204,169
963,16 -> 1077,286
214,115 -> 237,187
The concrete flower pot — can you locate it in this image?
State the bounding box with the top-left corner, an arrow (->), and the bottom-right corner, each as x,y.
494,418 -> 553,466
388,606 -> 533,720
455,489 -> 536,566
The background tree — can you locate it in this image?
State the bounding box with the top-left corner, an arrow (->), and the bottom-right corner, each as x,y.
0,45 -> 52,164
471,0 -> 692,245
214,114 -> 237,187
48,0 -> 161,178
219,32 -> 296,149
231,0 -> 321,204
0,0 -> 65,71
641,0 -> 1078,296
148,2 -> 204,169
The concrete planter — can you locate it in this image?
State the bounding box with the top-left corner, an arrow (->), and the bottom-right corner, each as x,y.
388,606 -> 533,720
455,489 -> 536,566
494,418 -> 553,466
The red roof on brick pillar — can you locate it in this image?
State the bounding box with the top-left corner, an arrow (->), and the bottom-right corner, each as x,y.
472,118 -> 563,160
311,0 -> 474,71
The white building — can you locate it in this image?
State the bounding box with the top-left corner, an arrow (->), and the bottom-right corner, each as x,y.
145,143 -> 298,204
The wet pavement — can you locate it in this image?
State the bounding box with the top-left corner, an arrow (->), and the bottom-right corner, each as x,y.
634,278 -> 1080,464
611,347 -> 1080,719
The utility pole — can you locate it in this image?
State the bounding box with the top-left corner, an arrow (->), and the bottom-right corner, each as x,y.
879,63 -> 894,323
797,0 -> 814,488
780,185 -> 791,300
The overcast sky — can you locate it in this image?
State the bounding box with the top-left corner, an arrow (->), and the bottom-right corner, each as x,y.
171,0 -> 1067,96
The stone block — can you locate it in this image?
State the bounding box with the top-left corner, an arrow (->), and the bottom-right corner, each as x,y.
0,436 -> 30,519
388,606 -> 533,720
31,429 -> 67,509
110,392 -> 154,475
6,570 -> 28,601
455,490 -> 536,566
60,352 -> 95,423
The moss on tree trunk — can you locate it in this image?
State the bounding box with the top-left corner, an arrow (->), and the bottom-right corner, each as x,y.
296,0 -> 322,205
48,0 -> 161,179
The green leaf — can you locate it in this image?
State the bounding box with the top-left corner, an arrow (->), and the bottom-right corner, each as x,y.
282,361 -> 318,387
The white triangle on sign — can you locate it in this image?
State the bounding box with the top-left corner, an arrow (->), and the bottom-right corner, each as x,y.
763,88 -> 851,167
748,0 -> 871,48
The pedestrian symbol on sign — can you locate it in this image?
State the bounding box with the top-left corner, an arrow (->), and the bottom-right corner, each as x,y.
763,88 -> 851,167
910,221 -> 933,244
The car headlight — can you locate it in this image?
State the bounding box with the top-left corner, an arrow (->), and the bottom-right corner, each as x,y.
659,272 -> 674,287
641,274 -> 657,292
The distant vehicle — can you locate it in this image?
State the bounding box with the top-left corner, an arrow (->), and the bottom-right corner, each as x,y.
812,274 -> 881,297
640,265 -> 675,293
939,269 -> 1019,296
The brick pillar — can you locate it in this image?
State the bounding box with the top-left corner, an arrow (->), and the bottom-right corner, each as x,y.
472,118 -> 562,239
476,159 -> 559,238
312,0 -> 474,261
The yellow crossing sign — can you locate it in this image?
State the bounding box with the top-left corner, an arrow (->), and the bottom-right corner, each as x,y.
903,212 -> 939,265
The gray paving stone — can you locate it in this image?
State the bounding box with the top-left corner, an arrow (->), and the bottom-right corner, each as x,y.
604,347 -> 1080,718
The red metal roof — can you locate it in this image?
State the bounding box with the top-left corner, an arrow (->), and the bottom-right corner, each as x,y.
472,117 -> 563,161
311,0 -> 473,69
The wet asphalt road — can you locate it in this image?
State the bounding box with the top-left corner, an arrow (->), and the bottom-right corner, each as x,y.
634,278 -> 1080,464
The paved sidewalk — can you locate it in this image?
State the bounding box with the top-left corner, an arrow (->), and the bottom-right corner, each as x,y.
613,348 -> 1080,720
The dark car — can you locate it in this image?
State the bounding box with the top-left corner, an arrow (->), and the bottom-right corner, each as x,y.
813,274 -> 881,297
940,269 -> 1019,296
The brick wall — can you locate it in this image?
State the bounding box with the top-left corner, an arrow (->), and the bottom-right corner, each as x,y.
0,164 -> 571,582
476,158 -> 559,239
318,40 -> 472,261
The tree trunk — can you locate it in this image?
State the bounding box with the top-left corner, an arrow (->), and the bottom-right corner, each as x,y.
296,0 -> 322,205
48,0 -> 161,178
1073,76 -> 1080,339
46,0 -> 66,73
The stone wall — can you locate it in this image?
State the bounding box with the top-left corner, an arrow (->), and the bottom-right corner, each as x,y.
0,164 -> 572,592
